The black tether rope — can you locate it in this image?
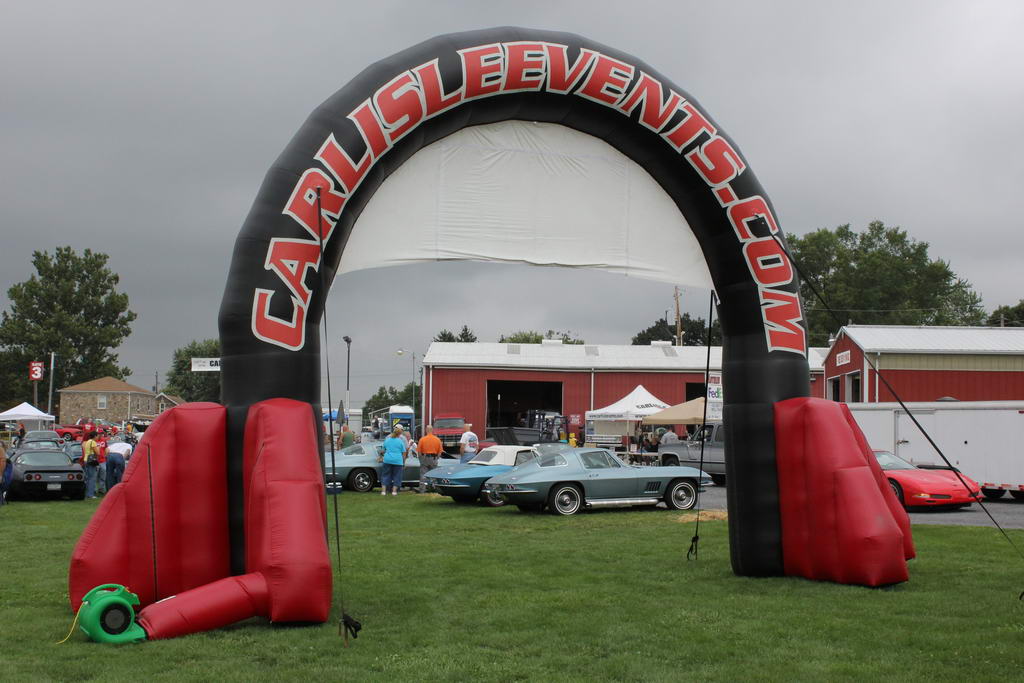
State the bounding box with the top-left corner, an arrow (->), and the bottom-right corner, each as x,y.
146,442 -> 158,600
768,231 -> 1024,592
688,291 -> 717,561
316,188 -> 362,641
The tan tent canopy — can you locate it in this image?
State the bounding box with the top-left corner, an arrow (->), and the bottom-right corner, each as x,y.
641,397 -> 707,425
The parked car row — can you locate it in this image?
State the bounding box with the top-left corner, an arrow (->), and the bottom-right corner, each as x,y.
3,437 -> 85,501
325,439 -> 713,516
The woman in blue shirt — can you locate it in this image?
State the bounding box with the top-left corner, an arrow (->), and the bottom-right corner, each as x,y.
380,426 -> 408,496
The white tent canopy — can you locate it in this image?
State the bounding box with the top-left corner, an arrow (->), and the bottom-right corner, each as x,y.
0,402 -> 55,424
586,385 -> 670,422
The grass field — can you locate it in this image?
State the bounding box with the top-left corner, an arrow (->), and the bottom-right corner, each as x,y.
4,492 -> 1024,681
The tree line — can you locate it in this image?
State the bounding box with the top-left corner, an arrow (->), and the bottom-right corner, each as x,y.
2,224 -> 1023,410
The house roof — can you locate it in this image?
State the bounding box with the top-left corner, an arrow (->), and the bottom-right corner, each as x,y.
155,392 -> 185,405
423,342 -> 829,372
840,325 -> 1024,355
59,376 -> 154,395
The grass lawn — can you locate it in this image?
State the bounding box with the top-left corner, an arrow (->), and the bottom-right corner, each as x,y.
3,492 -> 1024,681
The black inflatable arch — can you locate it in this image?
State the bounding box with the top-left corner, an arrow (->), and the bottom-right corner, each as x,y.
219,27 -> 810,577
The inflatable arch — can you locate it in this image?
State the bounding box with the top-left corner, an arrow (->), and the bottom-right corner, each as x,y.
69,28 -> 914,640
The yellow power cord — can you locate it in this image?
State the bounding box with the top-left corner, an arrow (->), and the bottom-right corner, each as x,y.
56,603 -> 86,644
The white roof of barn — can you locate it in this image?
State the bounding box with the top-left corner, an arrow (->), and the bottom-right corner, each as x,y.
423,342 -> 828,372
840,325 -> 1024,355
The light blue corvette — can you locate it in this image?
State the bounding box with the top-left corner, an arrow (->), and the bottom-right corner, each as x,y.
425,445 -> 543,506
324,441 -> 460,492
484,448 -> 712,515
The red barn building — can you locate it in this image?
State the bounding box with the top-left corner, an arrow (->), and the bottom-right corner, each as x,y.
824,325 -> 1024,403
422,340 -> 828,433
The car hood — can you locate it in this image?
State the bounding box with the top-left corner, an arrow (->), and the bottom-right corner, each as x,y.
888,468 -> 978,490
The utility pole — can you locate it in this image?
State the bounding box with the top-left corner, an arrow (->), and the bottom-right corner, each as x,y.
154,371 -> 159,394
47,352 -> 55,414
674,287 -> 683,345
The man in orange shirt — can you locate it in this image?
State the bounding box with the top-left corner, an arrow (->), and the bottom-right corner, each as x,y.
416,425 -> 443,494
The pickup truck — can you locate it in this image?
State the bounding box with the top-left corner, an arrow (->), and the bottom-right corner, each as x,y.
433,414 -> 467,455
658,422 -> 726,485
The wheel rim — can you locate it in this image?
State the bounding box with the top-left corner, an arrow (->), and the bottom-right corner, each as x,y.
353,471 -> 372,492
671,482 -> 695,509
485,489 -> 506,507
554,487 -> 580,514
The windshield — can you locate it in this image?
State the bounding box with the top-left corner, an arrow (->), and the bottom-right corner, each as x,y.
341,444 -> 369,456
18,451 -> 72,467
20,440 -> 63,450
534,442 -> 572,456
27,431 -> 59,439
470,449 -> 499,464
873,450 -> 916,471
434,418 -> 465,430
65,443 -> 83,455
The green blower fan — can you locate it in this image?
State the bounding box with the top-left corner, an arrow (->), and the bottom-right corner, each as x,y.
78,584 -> 147,644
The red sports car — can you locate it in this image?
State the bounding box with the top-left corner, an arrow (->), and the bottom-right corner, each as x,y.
874,449 -> 981,509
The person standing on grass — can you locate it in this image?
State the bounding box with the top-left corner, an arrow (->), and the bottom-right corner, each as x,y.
0,440 -> 10,505
82,432 -> 101,499
416,425 -> 443,494
459,423 -> 479,463
95,434 -> 108,495
380,425 -> 407,496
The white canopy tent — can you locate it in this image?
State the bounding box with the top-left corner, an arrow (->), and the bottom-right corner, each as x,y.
586,385 -> 670,421
0,402 -> 56,431
585,386 -> 670,448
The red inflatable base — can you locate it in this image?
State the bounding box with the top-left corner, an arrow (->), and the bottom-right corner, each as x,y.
775,397 -> 915,587
68,398 -> 331,638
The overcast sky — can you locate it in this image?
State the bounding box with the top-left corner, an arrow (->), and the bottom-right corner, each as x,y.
2,1 -> 1022,409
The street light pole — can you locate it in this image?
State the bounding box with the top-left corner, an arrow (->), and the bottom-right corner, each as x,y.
342,336 -> 352,425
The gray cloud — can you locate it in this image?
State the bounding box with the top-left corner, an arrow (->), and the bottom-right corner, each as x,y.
2,1 -> 1022,406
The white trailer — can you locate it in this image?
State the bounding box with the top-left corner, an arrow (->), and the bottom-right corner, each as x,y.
847,401 -> 1024,500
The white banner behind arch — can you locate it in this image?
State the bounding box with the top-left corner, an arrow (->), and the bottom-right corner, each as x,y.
339,121 -> 714,289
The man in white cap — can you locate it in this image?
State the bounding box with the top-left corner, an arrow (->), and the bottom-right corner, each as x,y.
459,423 -> 478,463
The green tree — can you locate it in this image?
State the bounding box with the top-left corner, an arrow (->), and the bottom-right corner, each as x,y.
163,339 -> 221,402
0,247 -> 136,409
498,329 -> 584,344
987,300 -> 1024,327
789,221 -> 985,346
631,315 -> 721,345
434,326 -> 477,342
362,382 -> 420,426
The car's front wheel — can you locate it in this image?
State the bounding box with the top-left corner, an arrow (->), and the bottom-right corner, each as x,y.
1009,491 -> 1024,501
664,479 -> 697,510
547,484 -> 583,516
889,479 -> 904,507
346,468 -> 376,493
479,489 -> 506,507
